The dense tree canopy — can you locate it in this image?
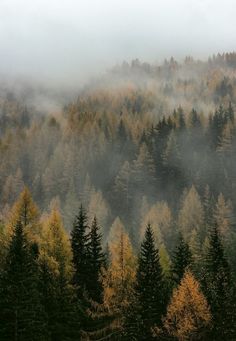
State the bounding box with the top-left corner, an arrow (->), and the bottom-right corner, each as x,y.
0,54 -> 236,339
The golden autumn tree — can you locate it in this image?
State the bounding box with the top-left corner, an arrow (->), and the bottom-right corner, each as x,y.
40,208 -> 72,278
6,187 -> 41,243
39,209 -> 80,340
214,193 -> 233,238
161,270 -> 211,340
83,218 -> 137,340
178,186 -> 204,242
103,218 -> 137,313
87,189 -> 110,236
140,201 -> 173,245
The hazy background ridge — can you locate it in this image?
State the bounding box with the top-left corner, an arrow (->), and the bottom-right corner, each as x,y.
0,0 -> 236,86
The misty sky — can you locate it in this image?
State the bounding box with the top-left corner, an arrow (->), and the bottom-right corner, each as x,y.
0,0 -> 236,85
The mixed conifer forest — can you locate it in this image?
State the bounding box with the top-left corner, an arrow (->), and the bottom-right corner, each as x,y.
1,53 -> 236,340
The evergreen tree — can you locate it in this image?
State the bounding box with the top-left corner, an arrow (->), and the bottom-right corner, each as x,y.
134,224 -> 165,339
87,216 -> 105,303
39,256 -> 81,341
171,233 -> 192,285
0,220 -> 48,341
204,224 -> 235,339
71,204 -> 89,298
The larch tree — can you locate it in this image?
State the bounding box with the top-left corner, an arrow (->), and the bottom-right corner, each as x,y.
214,193 -> 233,237
6,187 -> 41,243
40,208 -> 72,279
2,168 -> 24,206
102,222 -> 136,313
160,270 -> 211,341
87,190 -> 110,237
140,201 -> 173,247
178,186 -> 204,269
40,209 -> 80,341
101,221 -> 136,338
178,186 -> 204,243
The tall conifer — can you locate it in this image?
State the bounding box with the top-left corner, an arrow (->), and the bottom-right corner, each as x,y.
0,220 -> 48,341
135,224 -> 165,339
71,205 -> 89,297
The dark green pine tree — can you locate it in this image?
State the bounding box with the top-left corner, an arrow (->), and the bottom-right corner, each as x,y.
204,224 -> 236,340
135,224 -> 165,339
171,233 -> 192,285
71,204 -> 89,298
39,258 -> 81,341
39,257 -> 57,339
87,216 -> 105,303
0,220 -> 48,341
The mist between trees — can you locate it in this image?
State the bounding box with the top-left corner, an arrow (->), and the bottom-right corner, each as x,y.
0,53 -> 236,339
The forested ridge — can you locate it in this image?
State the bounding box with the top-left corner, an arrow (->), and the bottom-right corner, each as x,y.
1,53 -> 236,339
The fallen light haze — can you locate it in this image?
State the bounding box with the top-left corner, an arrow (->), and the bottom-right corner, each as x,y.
0,0 -> 235,85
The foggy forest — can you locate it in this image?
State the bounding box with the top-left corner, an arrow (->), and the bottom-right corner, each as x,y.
1,1 -> 236,340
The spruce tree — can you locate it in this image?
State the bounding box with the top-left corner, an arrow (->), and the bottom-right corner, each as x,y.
135,224 -> 165,339
204,224 -> 235,339
0,220 -> 48,341
53,268 -> 81,341
87,216 -> 105,303
171,233 -> 192,285
71,204 -> 89,298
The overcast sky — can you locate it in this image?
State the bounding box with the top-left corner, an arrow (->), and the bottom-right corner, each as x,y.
0,0 -> 235,85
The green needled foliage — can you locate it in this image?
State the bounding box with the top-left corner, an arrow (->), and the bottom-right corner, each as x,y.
171,233 -> 192,285
134,224 -> 165,339
0,220 -> 48,341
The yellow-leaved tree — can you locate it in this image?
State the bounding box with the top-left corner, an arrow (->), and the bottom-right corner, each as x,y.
101,217 -> 137,335
6,187 -> 41,243
40,208 -> 72,278
39,209 -> 80,340
178,186 -> 204,243
160,270 -> 211,340
103,218 -> 136,311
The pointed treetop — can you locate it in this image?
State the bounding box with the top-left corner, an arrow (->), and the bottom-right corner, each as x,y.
6,187 -> 40,243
